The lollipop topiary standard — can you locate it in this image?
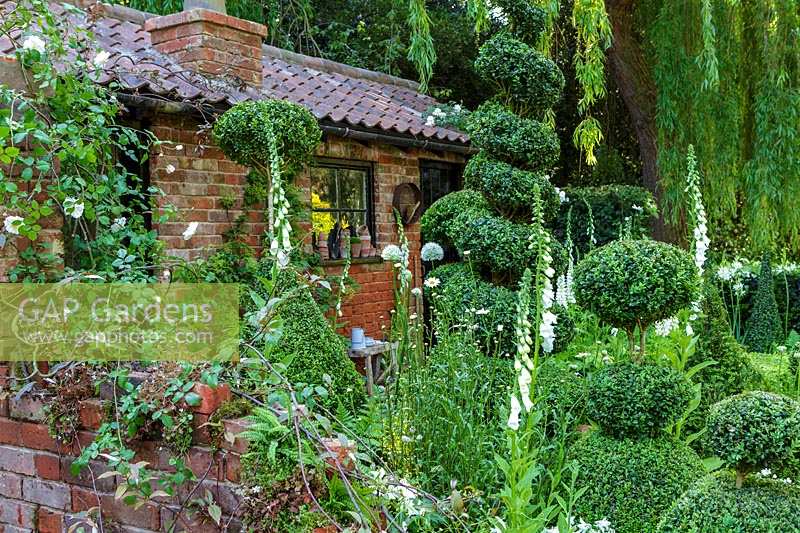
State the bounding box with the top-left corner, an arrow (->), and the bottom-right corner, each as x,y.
706,391 -> 800,487
574,239 -> 698,355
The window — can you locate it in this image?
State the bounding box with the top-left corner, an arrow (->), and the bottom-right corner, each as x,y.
420,160 -> 462,211
310,159 -> 374,247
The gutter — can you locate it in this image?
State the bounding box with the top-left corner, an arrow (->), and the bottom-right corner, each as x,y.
320,123 -> 476,155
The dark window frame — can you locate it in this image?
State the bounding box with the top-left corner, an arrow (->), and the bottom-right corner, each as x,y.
310,157 -> 376,249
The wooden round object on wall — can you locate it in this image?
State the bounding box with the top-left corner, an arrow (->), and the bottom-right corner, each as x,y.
392,183 -> 422,225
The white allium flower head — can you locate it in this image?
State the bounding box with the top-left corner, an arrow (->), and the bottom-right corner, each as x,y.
182,221 -> 199,240
3,215 -> 23,235
420,242 -> 444,262
381,244 -> 403,262
411,287 -> 422,297
110,217 -> 127,232
22,35 -> 46,54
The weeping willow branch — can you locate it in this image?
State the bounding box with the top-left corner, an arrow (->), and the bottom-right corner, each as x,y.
571,0 -> 612,165
407,0 -> 436,92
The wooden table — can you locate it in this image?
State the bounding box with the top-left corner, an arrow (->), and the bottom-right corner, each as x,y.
348,342 -> 390,395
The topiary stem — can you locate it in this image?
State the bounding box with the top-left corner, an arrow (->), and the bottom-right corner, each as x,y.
639,324 -> 647,358
735,469 -> 745,488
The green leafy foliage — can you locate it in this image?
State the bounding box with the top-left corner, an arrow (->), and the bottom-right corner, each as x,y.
425,264 -> 575,357
474,33 -> 564,115
685,283 -> 758,435
574,240 -> 698,333
213,99 -> 322,180
272,272 -> 365,410
657,470 -> 800,533
450,213 -> 561,279
490,0 -> 547,45
463,151 -> 559,221
554,186 -> 658,253
588,362 -> 693,438
706,391 -> 800,474
419,189 -> 491,247
536,357 -> 587,417
744,254 -> 784,353
570,432 -> 705,533
466,102 -> 560,171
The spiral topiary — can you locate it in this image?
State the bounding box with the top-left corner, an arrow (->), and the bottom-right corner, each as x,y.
588,362 -> 693,438
465,102 -> 559,171
743,253 -> 783,353
569,433 -> 705,533
657,471 -> 800,533
420,189 -> 492,247
574,239 -> 698,353
706,391 -> 800,485
463,151 -> 559,221
213,99 -> 321,178
474,33 -> 564,114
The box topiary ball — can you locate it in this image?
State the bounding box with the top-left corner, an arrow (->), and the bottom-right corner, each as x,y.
588,362 -> 693,438
574,239 -> 698,334
213,99 -> 321,178
657,470 -> 800,533
569,432 -> 705,533
706,391 -> 800,476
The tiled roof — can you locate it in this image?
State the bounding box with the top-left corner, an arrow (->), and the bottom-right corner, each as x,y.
0,1 -> 468,145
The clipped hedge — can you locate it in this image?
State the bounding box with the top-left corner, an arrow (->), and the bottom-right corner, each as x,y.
570,433 -> 705,533
463,151 -> 559,221
420,189 -> 492,247
554,185 -> 657,253
657,471 -> 800,533
466,102 -> 559,171
706,391 -> 800,474
474,33 -> 564,114
574,239 -> 698,333
273,272 -> 365,410
588,362 -> 693,438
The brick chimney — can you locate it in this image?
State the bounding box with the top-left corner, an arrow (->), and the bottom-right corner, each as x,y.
144,0 -> 267,87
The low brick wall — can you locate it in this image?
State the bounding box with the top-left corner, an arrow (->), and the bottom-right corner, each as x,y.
0,374 -> 252,533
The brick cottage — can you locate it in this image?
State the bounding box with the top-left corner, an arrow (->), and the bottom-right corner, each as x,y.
0,0 -> 473,338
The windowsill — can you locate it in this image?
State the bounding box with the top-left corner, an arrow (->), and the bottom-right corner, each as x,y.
321,257 -> 383,266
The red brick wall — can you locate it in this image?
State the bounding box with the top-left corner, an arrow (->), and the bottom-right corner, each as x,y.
0,368 -> 246,533
151,117 -> 464,338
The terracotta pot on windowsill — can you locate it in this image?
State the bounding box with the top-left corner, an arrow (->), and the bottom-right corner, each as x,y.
359,235 -> 371,257
350,238 -> 362,258
318,232 -> 329,260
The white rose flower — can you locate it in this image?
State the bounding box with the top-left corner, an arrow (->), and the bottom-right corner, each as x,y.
22,35 -> 46,54
110,217 -> 127,232
64,197 -> 85,219
3,215 -> 24,235
165,164 -> 176,174
182,221 -> 199,240
93,50 -> 111,68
